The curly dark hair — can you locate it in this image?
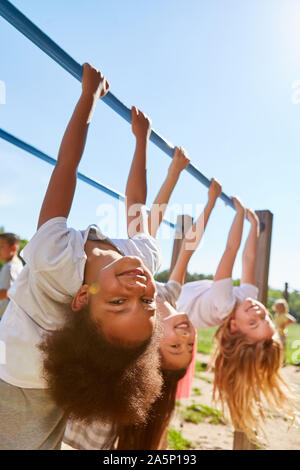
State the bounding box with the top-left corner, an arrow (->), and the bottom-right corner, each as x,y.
39,306 -> 163,427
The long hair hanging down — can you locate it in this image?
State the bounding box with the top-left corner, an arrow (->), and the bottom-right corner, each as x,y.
117,368 -> 187,450
211,309 -> 295,443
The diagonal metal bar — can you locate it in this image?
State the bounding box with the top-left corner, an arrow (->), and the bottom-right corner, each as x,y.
0,128 -> 176,229
0,0 -> 235,210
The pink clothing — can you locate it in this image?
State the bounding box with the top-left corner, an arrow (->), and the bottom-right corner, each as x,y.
175,329 -> 197,399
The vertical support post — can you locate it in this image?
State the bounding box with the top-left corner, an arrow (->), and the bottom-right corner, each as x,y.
233,209 -> 273,450
233,432 -> 257,450
169,214 -> 193,279
254,210 -> 273,305
283,283 -> 289,302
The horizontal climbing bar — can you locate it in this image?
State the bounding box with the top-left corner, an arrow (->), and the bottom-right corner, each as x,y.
0,128 -> 176,230
0,0 -> 234,210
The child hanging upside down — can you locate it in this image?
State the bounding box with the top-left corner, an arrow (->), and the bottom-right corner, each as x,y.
118,179 -> 293,447
64,154 -> 294,449
0,64 -> 164,450
64,121 -> 193,451
172,196 -> 294,443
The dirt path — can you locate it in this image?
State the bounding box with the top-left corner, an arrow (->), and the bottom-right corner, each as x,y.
169,352 -> 300,450
62,352 -> 300,451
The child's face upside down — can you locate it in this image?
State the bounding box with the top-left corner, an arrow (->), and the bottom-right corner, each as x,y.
230,298 -> 276,342
158,297 -> 195,371
87,256 -> 157,347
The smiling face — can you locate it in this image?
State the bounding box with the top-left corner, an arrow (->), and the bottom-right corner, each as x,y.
87,256 -> 157,347
230,298 -> 276,342
158,298 -> 195,370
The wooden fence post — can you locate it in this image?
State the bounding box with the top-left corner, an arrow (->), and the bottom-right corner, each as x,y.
254,210 -> 273,305
283,282 -> 289,302
233,209 -> 273,450
169,214 -> 193,279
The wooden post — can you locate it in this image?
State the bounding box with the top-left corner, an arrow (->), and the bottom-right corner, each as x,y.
283,282 -> 289,302
233,210 -> 273,450
254,210 -> 273,305
169,214 -> 193,279
233,431 -> 257,450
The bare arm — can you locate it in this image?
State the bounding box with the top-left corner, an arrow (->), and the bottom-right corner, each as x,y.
169,179 -> 222,285
241,209 -> 259,285
126,107 -> 151,238
37,64 -> 109,229
148,147 -> 190,238
213,197 -> 246,281
286,313 -> 296,325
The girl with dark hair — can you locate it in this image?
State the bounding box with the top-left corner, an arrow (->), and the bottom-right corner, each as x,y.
0,64 -> 163,449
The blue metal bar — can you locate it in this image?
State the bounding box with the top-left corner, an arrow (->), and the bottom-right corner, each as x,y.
0,0 -> 234,210
0,128 -> 176,229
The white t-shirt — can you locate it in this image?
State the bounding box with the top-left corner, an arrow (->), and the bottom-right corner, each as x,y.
0,217 -> 161,389
155,280 -> 182,308
177,278 -> 259,329
0,255 -> 23,317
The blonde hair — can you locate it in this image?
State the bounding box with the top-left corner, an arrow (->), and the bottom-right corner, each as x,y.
273,298 -> 289,314
211,309 -> 294,444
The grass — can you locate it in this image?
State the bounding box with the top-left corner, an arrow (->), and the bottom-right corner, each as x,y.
181,404 -> 225,425
195,361 -> 208,372
167,429 -> 193,450
285,323 -> 300,365
197,327 -> 217,354
197,323 -> 300,366
195,374 -> 213,384
192,387 -> 202,395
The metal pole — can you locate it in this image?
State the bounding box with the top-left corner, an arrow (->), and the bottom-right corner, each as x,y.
0,127 -> 176,229
0,0 -> 234,209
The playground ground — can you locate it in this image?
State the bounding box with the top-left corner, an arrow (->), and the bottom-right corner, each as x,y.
168,352 -> 300,450
62,324 -> 300,451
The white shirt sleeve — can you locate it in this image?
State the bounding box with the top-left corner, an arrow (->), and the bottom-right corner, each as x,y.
210,278 -> 236,319
21,217 -> 85,298
129,233 -> 162,275
156,280 -> 182,308
233,283 -> 259,302
0,263 -> 12,290
164,280 -> 182,305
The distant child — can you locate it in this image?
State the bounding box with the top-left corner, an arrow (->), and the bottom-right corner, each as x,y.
0,233 -> 23,318
0,64 -> 163,450
272,298 -> 296,353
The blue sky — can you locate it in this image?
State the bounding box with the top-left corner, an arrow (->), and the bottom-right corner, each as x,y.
1,0 -> 300,291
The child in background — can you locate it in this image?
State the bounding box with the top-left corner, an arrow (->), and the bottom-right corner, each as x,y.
272,298 -> 296,357
0,233 -> 23,318
0,64 -> 163,450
